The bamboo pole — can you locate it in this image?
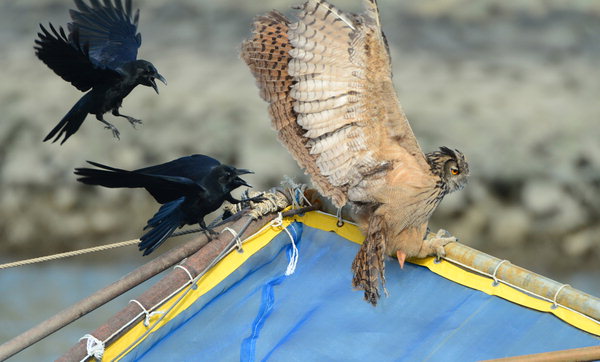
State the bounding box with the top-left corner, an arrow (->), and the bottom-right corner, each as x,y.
443,242 -> 600,322
482,344 -> 600,362
0,219 -> 227,361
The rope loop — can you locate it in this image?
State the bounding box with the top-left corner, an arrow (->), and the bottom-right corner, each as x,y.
174,265 -> 195,282
272,212 -> 284,228
491,260 -> 510,286
336,207 -> 344,227
269,212 -> 299,276
552,284 -> 570,309
129,299 -> 165,327
79,334 -> 104,360
174,264 -> 197,289
222,227 -> 243,253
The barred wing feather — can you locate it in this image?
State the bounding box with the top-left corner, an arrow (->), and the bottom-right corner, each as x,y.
243,0 -> 428,207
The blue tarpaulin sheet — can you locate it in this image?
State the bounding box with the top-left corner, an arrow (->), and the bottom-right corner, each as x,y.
126,223 -> 598,361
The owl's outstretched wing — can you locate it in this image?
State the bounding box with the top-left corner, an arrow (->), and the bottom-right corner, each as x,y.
242,0 -> 428,207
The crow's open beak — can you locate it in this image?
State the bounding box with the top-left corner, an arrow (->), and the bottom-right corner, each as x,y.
150,73 -> 167,94
235,176 -> 252,188
235,168 -> 254,176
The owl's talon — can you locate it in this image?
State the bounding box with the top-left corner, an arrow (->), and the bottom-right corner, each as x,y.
435,229 -> 452,239
419,229 -> 457,260
396,250 -> 406,269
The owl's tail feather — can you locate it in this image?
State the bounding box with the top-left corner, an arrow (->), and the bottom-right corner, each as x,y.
351,214 -> 386,306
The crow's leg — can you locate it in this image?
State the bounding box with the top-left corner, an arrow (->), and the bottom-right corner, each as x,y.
112,109 -> 142,128
226,192 -> 265,204
96,114 -> 120,139
199,220 -> 219,239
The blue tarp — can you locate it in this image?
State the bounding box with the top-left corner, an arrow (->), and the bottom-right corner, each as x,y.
126,223 -> 598,361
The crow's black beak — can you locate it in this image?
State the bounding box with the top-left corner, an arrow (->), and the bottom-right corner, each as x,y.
235,176 -> 252,188
150,73 -> 167,94
235,168 -> 253,176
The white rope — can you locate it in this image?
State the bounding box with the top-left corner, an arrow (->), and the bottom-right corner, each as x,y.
287,187 -> 299,209
0,239 -> 140,270
336,207 -> 344,227
174,265 -> 195,282
222,227 -> 243,253
129,300 -> 164,327
491,259 -> 510,286
272,213 -> 299,276
553,284 -> 571,309
281,176 -> 311,208
0,225 -> 206,270
296,188 -> 312,207
174,265 -> 197,290
79,334 -> 104,360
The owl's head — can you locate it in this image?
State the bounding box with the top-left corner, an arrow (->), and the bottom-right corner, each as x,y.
426,147 -> 470,193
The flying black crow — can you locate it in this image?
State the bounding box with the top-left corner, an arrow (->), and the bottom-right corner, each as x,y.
35,0 -> 166,144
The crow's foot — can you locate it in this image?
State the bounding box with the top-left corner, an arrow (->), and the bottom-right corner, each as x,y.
202,228 -> 219,239
243,193 -> 266,204
104,124 -> 120,139
125,116 -> 143,128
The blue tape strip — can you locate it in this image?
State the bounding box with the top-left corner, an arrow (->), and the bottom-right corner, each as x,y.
240,222 -> 303,361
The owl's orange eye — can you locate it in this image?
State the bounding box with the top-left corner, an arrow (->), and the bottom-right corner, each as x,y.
451,168 -> 459,175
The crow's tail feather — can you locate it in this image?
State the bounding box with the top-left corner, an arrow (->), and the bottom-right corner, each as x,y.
43,95 -> 89,145
138,198 -> 185,256
75,161 -> 150,189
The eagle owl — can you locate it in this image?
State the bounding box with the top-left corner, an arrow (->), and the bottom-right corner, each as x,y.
242,0 -> 469,305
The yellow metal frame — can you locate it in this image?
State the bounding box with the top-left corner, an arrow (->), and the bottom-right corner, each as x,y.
105,211 -> 599,360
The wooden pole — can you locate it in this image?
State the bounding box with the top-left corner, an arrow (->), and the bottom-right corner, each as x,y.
57,214 -> 277,361
482,344 -> 600,362
0,219 -> 228,361
443,242 -> 600,322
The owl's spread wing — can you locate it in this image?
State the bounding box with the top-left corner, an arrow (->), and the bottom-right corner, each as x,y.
242,0 -> 428,207
242,10 -> 347,205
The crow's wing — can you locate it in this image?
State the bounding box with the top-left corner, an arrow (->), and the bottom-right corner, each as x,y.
139,197 -> 185,255
69,0 -> 141,70
35,24 -> 120,91
140,173 -> 206,204
135,155 -> 222,183
76,160 -> 205,204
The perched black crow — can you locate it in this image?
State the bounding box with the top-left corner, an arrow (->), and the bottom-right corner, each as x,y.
75,154 -> 256,255
35,0 -> 166,144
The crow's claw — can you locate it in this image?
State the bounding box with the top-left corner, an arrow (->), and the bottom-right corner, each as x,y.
243,193 -> 266,204
104,124 -> 120,139
126,116 -> 143,128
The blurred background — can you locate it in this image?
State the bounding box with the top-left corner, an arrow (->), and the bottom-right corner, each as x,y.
1,0 -> 599,359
